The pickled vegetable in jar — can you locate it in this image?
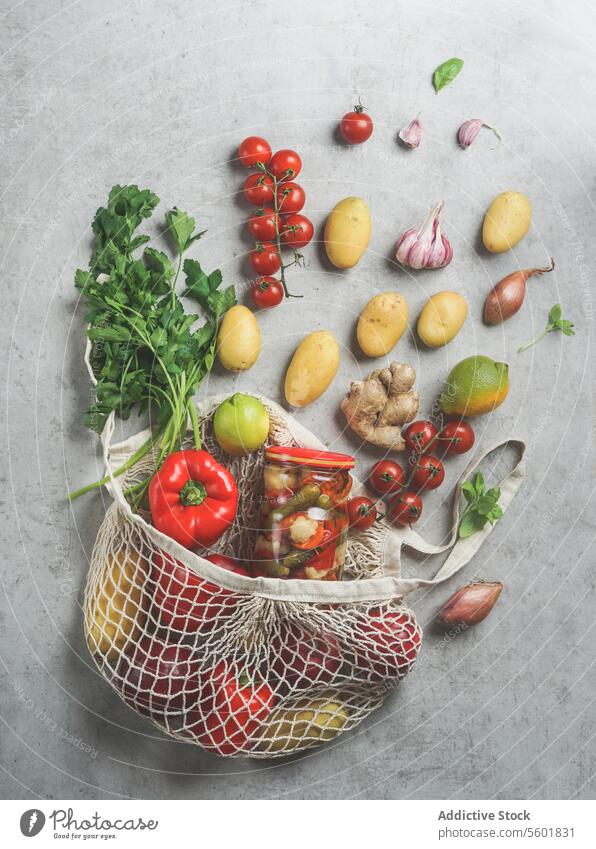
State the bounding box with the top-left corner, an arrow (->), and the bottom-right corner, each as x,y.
253,447 -> 354,580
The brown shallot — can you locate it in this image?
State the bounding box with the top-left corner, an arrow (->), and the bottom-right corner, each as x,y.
483,258 -> 555,325
436,580 -> 503,628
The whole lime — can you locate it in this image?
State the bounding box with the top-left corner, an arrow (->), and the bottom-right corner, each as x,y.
213,393 -> 270,456
439,356 -> 509,417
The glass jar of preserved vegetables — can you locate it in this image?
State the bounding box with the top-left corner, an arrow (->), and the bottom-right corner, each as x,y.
253,447 -> 354,580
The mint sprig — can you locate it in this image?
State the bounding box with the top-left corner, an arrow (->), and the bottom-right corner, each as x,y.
458,472 -> 503,539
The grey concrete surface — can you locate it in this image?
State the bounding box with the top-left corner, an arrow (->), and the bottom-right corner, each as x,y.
1,0 -> 595,800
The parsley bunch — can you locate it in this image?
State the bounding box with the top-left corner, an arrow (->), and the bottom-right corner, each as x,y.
70,185 -> 236,504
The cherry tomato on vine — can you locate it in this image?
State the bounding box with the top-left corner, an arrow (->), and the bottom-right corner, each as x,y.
281,214 -> 314,249
269,149 -> 302,181
250,277 -> 284,309
410,455 -> 445,492
347,497 -> 378,531
339,104 -> 373,145
243,173 -> 274,206
387,491 -> 423,527
248,243 -> 281,276
403,420 -> 438,454
368,460 -> 406,496
276,182 -> 305,213
238,136 -> 272,168
437,420 -> 475,455
247,208 -> 280,241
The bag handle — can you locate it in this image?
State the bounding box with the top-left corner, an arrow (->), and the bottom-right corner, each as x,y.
97,398 -> 526,604
387,438 -> 526,593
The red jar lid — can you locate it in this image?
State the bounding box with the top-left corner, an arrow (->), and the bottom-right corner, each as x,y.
265,446 -> 355,470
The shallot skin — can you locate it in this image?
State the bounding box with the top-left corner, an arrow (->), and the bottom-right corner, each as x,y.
483,259 -> 555,326
436,580 -> 503,628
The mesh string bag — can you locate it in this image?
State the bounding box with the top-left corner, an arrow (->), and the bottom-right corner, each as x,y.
83,394 -> 525,758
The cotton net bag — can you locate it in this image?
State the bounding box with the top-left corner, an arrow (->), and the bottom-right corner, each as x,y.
83,394 -> 525,758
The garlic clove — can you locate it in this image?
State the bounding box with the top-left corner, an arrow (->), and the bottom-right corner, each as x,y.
398,116 -> 422,149
458,119 -> 502,149
395,201 -> 453,270
436,580 -> 503,628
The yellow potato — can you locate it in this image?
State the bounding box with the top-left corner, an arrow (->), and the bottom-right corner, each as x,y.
324,196 -> 371,268
482,191 -> 532,253
357,292 -> 408,357
86,550 -> 148,662
285,330 -> 339,407
217,305 -> 260,371
417,291 -> 468,348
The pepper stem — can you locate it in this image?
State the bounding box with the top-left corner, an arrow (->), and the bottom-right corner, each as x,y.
180,479 -> 207,506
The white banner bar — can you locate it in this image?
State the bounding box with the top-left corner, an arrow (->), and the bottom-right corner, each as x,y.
1,799 -> 594,848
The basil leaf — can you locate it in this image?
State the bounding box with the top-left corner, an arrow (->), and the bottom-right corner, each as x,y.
459,511 -> 487,539
461,481 -> 477,503
473,472 -> 485,495
476,495 -> 497,516
433,57 -> 464,93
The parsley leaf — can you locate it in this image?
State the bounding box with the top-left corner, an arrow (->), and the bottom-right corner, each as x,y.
518,303 -> 575,352
166,208 -> 206,254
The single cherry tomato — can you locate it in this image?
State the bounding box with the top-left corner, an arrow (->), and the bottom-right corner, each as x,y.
276,182 -> 305,213
269,149 -> 302,181
243,173 -> 274,205
369,460 -> 406,496
403,420 -> 438,454
388,491 -> 423,527
238,136 -> 272,168
347,497 -> 378,531
248,242 -> 281,275
339,103 -> 374,145
250,276 -> 284,309
438,420 -> 475,455
247,208 -> 280,241
280,214 -> 314,249
410,455 -> 445,492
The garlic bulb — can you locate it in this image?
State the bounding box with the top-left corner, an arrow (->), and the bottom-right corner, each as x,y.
395,201 -> 453,270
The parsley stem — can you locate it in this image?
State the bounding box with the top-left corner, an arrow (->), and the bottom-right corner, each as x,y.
187,400 -> 202,450
517,328 -> 549,353
68,432 -> 160,500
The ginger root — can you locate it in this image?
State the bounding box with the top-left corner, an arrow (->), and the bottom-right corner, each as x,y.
340,361 -> 419,451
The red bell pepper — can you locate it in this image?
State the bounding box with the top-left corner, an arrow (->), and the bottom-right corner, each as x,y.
186,661 -> 276,755
149,450 -> 238,549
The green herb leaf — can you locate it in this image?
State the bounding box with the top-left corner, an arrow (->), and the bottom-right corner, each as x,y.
461,481 -> 477,503
458,469 -> 503,539
166,208 -> 206,254
519,303 -> 575,352
473,472 -> 485,495
459,511 -> 487,539
77,185 -> 236,471
433,57 -> 464,93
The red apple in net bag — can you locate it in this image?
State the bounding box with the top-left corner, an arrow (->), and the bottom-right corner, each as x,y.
353,609 -> 422,683
150,551 -> 250,634
269,623 -> 343,692
116,635 -> 200,720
